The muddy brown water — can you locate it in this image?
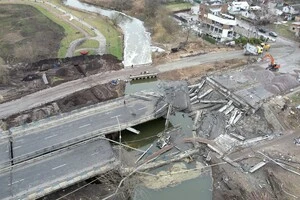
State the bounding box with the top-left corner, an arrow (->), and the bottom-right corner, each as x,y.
124,80 -> 212,200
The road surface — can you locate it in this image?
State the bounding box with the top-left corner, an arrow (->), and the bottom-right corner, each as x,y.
0,49 -> 245,119
0,34 -> 299,119
0,94 -> 162,163
0,138 -> 116,200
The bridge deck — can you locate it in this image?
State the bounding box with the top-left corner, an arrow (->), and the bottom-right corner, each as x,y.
0,93 -> 165,164
0,138 -> 117,200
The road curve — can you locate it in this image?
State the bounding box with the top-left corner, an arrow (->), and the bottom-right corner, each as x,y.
44,1 -> 106,57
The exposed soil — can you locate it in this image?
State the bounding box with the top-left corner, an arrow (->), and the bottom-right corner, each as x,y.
0,54 -> 123,103
3,80 -> 125,129
0,4 -> 64,64
153,41 -> 241,66
158,58 -> 248,81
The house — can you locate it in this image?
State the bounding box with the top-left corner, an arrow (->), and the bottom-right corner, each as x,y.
249,6 -> 261,11
228,1 -> 249,13
199,1 -> 236,42
282,5 -> 299,15
290,22 -> 300,37
240,10 -> 257,20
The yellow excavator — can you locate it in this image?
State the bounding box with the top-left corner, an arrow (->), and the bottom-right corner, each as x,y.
261,43 -> 270,51
262,53 -> 280,72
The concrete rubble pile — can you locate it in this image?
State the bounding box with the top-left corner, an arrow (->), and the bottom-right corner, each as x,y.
188,77 -> 249,139
156,81 -> 191,112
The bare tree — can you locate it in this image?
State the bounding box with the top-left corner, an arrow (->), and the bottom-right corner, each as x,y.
144,0 -> 161,19
0,65 -> 9,85
111,0 -> 133,11
111,12 -> 126,26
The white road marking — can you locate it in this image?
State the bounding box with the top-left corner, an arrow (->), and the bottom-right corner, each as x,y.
105,111 -> 112,115
138,106 -> 147,111
15,139 -> 24,143
52,164 -> 67,170
14,146 -> 22,150
79,124 -> 91,129
91,152 -> 99,156
44,134 -> 58,140
9,179 -> 25,185
111,115 -> 121,119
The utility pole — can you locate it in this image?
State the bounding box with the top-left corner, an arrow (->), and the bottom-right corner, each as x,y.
115,115 -> 122,163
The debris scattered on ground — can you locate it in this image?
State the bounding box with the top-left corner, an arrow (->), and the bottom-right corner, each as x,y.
0,55 -> 123,103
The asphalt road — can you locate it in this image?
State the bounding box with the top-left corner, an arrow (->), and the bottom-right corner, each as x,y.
0,138 -> 10,169
0,138 -> 115,200
9,96 -> 157,162
0,35 -> 298,120
0,49 -> 244,120
157,50 -> 244,72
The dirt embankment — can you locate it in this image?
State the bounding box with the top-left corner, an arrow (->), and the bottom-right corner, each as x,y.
0,54 -> 123,103
0,4 -> 64,64
3,81 -> 125,128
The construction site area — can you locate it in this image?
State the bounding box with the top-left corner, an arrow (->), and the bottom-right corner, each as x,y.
0,49 -> 300,199
1,0 -> 300,199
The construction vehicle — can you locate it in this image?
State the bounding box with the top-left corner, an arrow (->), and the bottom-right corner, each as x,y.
244,43 -> 263,55
262,53 -> 280,72
260,43 -> 270,51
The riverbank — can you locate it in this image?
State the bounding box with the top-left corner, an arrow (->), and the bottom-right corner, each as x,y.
52,0 -> 123,59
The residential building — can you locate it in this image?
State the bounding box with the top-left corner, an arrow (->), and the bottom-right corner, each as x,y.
228,1 -> 249,13
199,1 -> 236,42
276,3 -> 299,15
290,22 -> 300,37
282,5 -> 299,15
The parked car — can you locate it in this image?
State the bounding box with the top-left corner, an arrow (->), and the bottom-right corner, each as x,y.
269,31 -> 278,37
258,28 -> 267,33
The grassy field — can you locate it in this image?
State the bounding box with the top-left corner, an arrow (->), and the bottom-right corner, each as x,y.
76,39 -> 99,49
84,16 -> 123,60
165,2 -> 192,12
0,3 -> 68,63
267,22 -> 299,41
32,4 -> 85,57
52,0 -> 123,60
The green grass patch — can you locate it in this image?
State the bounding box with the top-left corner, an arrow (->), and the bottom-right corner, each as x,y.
165,2 -> 192,12
32,5 -> 84,57
290,92 -> 300,105
84,17 -> 122,60
202,35 -> 216,44
52,0 -> 123,60
76,39 -> 99,50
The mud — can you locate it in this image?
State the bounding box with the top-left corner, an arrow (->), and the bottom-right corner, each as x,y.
57,81 -> 125,113
0,54 -> 123,103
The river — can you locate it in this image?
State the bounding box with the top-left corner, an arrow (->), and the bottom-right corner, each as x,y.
123,80 -> 213,200
63,0 -> 152,67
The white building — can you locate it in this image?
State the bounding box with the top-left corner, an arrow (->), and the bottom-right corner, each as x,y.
282,6 -> 299,15
199,2 -> 236,42
228,1 -> 249,13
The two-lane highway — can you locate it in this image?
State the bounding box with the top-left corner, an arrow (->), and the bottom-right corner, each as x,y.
7,94 -> 160,162
0,138 -> 116,200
